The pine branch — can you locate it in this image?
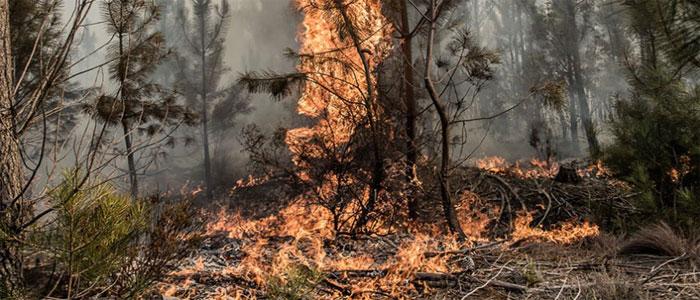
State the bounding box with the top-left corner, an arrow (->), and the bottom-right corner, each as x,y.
237,71 -> 307,100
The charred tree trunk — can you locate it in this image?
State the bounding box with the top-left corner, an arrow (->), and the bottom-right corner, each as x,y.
574,79 -> 600,157
424,0 -> 466,240
555,164 -> 581,184
399,0 -> 420,219
0,0 -> 24,292
121,121 -> 138,198
117,20 -> 138,198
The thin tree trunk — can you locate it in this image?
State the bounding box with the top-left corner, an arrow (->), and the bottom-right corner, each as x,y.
200,12 -> 213,200
424,0 -> 466,240
0,0 -> 25,293
573,74 -> 599,157
567,3 -> 599,158
121,121 -> 138,198
333,0 -> 383,233
400,0 -> 420,219
567,71 -> 579,154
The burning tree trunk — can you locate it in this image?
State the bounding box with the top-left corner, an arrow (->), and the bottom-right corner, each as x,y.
332,0 -> 385,233
0,0 -> 24,292
423,0 -> 466,240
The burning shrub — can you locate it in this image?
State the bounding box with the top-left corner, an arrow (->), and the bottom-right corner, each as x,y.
21,173 -> 201,299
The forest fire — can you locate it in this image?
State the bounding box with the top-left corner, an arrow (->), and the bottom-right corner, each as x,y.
159,2 -> 605,297
6,0 -> 700,298
160,154 -> 606,298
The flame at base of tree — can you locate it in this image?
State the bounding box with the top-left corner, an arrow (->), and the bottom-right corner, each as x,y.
284,0 -> 393,231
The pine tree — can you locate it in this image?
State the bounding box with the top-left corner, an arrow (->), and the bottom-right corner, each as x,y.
176,0 -> 250,199
90,0 -> 196,198
606,0 -> 700,229
1,0 -> 93,295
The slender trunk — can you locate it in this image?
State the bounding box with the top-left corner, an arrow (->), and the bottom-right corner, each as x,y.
424,0 -> 466,240
567,69 -> 579,154
0,0 -> 25,293
121,121 -> 138,198
639,27 -> 657,69
333,0 -> 383,233
568,5 -> 599,158
400,0 -> 419,219
200,13 -> 213,200
117,18 -> 138,198
573,72 -> 599,157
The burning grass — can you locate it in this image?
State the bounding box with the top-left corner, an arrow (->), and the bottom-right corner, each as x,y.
150,159 -> 697,299
153,0 -> 696,295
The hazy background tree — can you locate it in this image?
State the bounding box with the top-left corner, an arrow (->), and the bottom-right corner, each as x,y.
176,0 -> 252,199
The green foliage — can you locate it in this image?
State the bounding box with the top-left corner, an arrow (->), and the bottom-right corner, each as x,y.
266,264 -> 323,300
605,67 -> 700,230
522,259 -> 543,287
34,172 -> 147,298
22,173 -> 201,299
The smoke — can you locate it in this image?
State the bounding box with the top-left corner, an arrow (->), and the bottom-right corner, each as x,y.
58,0 -> 302,194
56,0 -> 632,194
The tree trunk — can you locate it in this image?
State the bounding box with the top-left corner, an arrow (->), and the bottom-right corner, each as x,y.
573,78 -> 600,157
568,4 -> 599,158
0,0 -> 25,292
424,0 -> 466,240
200,13 -> 213,200
400,0 -> 420,219
121,121 -> 138,198
566,70 -> 579,156
333,0 -> 384,233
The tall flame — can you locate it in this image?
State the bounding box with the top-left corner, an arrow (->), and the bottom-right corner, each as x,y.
287,0 -> 393,183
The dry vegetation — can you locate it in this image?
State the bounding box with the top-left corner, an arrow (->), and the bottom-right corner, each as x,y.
155,161 -> 700,299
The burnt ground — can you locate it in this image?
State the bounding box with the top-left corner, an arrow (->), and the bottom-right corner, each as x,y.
155,168 -> 700,299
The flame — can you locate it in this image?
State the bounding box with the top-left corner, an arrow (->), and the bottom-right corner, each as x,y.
191,185 -> 204,197
232,175 -> 271,191
477,156 -> 614,180
166,157 -> 605,297
476,156 -> 559,178
512,213 -> 599,244
163,0 -> 609,294
285,0 -> 393,220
